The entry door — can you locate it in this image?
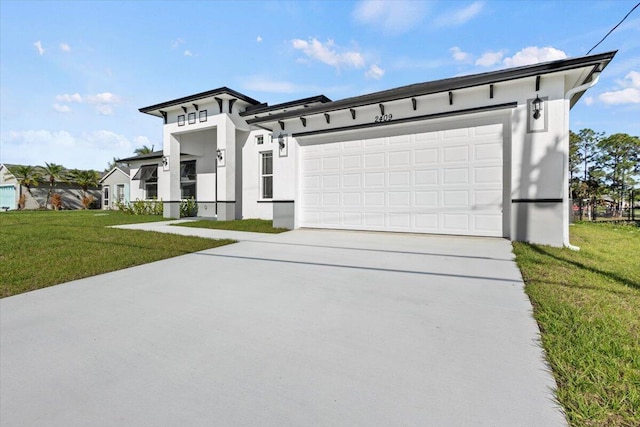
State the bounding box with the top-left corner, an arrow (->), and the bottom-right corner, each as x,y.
300,124 -> 504,237
103,186 -> 109,209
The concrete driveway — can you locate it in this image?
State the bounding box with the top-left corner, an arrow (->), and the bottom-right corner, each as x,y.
0,229 -> 566,426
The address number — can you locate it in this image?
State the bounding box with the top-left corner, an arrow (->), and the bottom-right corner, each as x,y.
374,114 -> 393,123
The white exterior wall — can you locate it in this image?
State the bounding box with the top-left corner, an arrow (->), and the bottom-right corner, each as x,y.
242,130 -> 274,219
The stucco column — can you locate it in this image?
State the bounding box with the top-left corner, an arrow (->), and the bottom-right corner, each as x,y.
164,133 -> 181,218
216,115 -> 237,220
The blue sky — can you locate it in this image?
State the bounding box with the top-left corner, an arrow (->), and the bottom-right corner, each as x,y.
1,0 -> 639,171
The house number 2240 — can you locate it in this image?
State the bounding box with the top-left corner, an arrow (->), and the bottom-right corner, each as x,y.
374,114 -> 393,123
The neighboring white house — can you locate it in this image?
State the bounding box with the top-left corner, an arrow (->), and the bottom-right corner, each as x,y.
119,51 -> 616,247
99,166 -> 130,209
0,164 -> 18,211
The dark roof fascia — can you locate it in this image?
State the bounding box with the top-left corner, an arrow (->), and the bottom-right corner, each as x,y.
239,95 -> 332,117
139,87 -> 261,115
116,151 -> 164,163
247,50 -> 617,125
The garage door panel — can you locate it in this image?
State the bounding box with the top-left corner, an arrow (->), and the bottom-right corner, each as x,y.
415,170 -> 439,185
301,124 -> 504,237
365,172 -> 385,187
364,153 -> 385,168
443,168 -> 469,185
389,171 -> 410,186
474,166 -> 502,184
342,174 -> 362,187
443,145 -> 469,163
415,148 -> 439,165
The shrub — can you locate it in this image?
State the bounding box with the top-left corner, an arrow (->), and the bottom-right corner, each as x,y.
180,198 -> 198,218
51,193 -> 62,210
81,195 -> 94,209
115,199 -> 163,216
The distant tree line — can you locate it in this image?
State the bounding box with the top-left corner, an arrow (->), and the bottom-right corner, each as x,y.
570,130 -> 640,219
7,162 -> 101,210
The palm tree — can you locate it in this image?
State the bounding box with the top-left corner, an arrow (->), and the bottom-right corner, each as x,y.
134,144 -> 155,155
40,162 -> 66,208
8,165 -> 42,208
69,169 -> 101,209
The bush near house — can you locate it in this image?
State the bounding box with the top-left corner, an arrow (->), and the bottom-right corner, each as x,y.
514,222 -> 640,427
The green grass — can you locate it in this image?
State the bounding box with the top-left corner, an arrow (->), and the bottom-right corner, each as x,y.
513,222 -> 640,427
174,218 -> 289,234
0,210 -> 235,298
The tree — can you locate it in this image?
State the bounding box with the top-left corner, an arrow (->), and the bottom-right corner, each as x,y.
573,129 -> 605,220
597,133 -> 640,217
133,145 -> 155,155
8,165 -> 42,208
69,169 -> 101,209
40,162 -> 66,209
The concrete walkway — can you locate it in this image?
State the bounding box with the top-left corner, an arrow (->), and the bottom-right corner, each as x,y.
0,227 -> 567,426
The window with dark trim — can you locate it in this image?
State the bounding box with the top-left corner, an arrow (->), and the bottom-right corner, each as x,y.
260,152 -> 273,199
178,115 -> 185,126
188,112 -> 196,124
256,135 -> 264,145
132,165 -> 158,200
180,160 -> 196,199
199,110 -> 207,122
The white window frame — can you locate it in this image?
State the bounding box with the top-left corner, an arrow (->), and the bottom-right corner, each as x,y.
260,151 -> 273,200
256,135 -> 264,145
116,184 -> 125,203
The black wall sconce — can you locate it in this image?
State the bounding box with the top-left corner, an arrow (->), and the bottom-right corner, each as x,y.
216,149 -> 223,160
532,95 -> 543,120
278,134 -> 285,149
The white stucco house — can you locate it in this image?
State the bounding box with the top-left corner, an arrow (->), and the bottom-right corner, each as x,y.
119,51 -> 616,247
99,166 -> 130,209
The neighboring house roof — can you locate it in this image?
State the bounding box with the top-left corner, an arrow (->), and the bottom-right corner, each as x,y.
139,87 -> 261,118
246,50 -> 616,125
116,150 -> 164,163
99,166 -> 130,184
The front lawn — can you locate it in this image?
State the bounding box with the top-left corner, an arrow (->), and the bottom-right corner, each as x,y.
174,218 -> 288,234
514,222 -> 640,427
0,210 -> 234,298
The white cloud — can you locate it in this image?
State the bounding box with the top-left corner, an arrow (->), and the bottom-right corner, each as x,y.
60,43 -> 70,52
365,64 -> 385,80
584,96 -> 594,106
256,36 -> 263,42
476,51 -> 504,67
598,71 -> 640,105
436,1 -> 484,27
2,129 -> 135,170
95,105 -> 114,116
171,38 -> 185,48
56,93 -> 83,103
33,40 -> 44,55
352,0 -> 427,34
450,46 -> 472,62
184,50 -> 193,57
291,38 -> 365,69
86,92 -> 120,104
503,46 -> 567,67
52,104 -> 71,113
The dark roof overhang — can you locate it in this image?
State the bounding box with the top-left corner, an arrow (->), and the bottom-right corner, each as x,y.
247,50 -> 616,125
139,87 -> 261,118
116,150 -> 164,163
240,95 -> 332,117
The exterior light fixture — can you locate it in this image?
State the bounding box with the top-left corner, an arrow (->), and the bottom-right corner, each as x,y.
278,134 -> 285,149
532,95 -> 543,120
216,149 -> 223,160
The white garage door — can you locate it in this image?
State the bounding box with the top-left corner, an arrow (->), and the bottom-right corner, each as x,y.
300,124 -> 504,237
